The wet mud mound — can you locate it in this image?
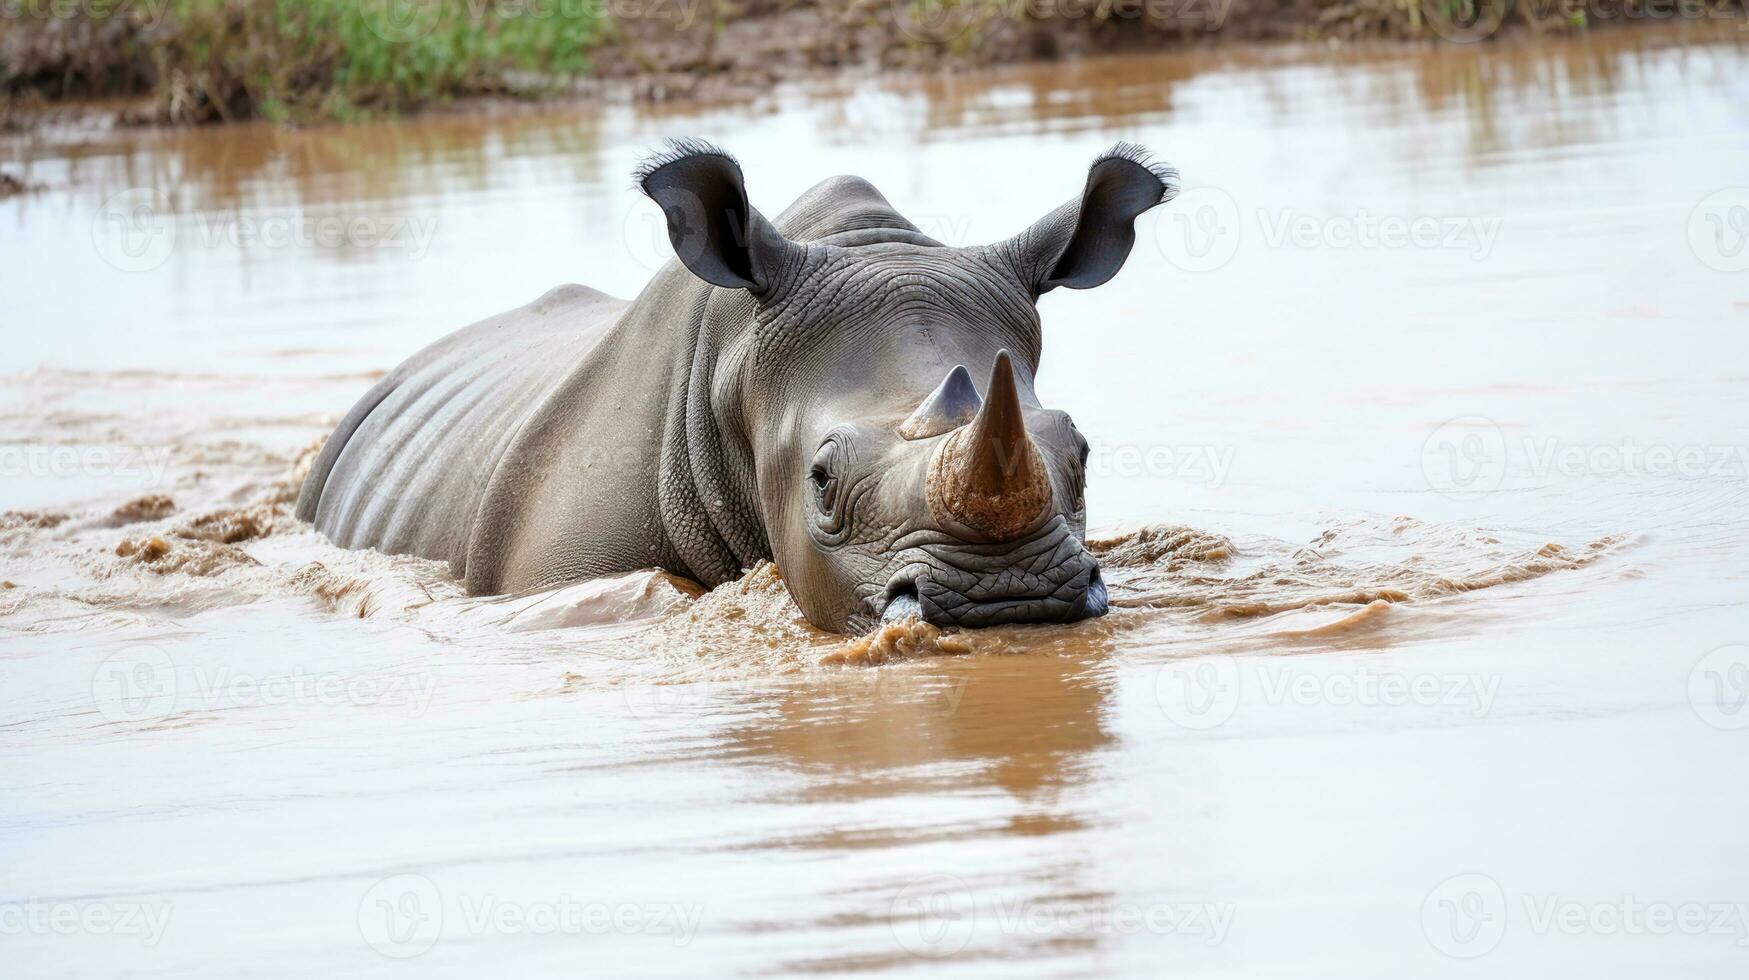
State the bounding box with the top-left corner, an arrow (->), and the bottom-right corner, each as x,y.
1094,518 -> 1620,621
633,563 -> 994,674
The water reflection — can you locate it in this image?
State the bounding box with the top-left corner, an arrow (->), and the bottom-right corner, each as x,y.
729,651 -> 1113,813
720,651 -> 1122,971
6,110 -> 608,214
6,26 -> 1744,216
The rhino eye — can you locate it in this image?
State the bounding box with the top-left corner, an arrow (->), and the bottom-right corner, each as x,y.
808,444 -> 840,513
1070,426 -> 1090,509
1067,421 -> 1090,469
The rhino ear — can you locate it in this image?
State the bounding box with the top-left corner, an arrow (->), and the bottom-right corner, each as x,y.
634,138 -> 801,293
1006,143 -> 1179,294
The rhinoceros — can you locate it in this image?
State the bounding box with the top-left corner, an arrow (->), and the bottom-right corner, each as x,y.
295,139 -> 1179,633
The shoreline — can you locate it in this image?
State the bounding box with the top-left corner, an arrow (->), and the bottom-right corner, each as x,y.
1,15 -> 1745,143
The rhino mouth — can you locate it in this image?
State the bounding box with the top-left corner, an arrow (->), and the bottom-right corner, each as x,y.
877,517 -> 1108,629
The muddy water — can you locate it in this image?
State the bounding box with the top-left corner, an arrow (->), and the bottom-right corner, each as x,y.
5,28 -> 1749,977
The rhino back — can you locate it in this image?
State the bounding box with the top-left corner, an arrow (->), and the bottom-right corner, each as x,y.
462,274 -> 704,595
294,284 -> 626,576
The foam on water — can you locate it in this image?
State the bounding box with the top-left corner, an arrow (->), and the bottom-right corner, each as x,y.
0,368 -> 1625,679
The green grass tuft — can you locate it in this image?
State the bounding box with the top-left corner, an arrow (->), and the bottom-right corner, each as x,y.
3,0 -> 604,123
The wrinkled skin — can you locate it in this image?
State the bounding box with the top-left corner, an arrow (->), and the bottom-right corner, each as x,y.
296,140 -> 1179,634
751,262 -> 1098,632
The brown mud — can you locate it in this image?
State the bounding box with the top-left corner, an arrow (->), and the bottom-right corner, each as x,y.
1097,517 -> 1620,621
558,1 -> 1749,106
3,447 -> 1623,673
110,494 -> 176,524
4,3 -> 1744,130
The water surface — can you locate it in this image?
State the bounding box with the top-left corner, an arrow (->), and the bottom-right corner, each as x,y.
3,28 -> 1748,977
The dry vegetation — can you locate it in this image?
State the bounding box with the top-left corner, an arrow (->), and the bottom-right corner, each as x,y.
2,0 -> 1740,124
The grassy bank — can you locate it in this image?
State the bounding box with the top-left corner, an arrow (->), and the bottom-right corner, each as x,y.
2,0 -> 603,123
3,0 -> 1744,125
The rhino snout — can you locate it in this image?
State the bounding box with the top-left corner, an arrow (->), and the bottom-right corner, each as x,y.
878,517 -> 1108,629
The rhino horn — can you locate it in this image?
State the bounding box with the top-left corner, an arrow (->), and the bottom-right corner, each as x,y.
927,349 -> 1052,539
899,364 -> 982,440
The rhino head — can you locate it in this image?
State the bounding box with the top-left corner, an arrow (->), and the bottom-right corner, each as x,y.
636,140 -> 1178,634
